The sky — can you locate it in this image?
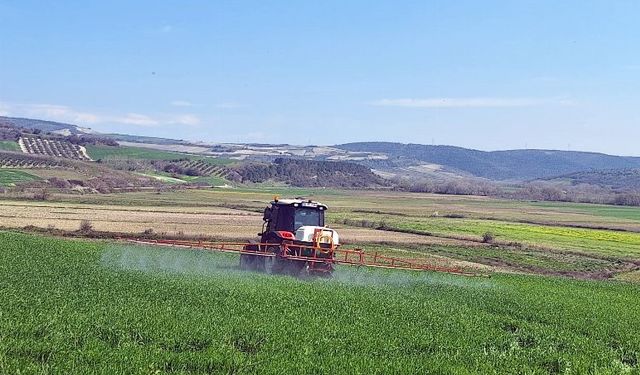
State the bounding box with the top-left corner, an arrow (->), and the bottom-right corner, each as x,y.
1,1 -> 639,155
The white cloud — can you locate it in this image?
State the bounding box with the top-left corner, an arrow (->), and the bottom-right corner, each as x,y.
370,97 -> 573,108
2,103 -> 103,124
171,114 -> 200,126
0,103 -> 10,116
116,113 -> 159,126
216,102 -> 242,109
0,101 -> 199,128
170,100 -> 193,107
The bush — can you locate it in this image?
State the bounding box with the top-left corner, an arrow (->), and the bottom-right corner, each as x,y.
79,220 -> 93,233
32,189 -> 51,201
444,213 -> 466,219
482,232 -> 495,243
48,177 -> 71,189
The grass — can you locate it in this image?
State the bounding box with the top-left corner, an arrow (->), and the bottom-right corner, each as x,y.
1,231 -> 639,374
181,175 -> 229,186
530,201 -> 640,221
137,172 -> 188,184
0,170 -> 40,186
86,145 -> 235,165
136,172 -> 231,186
0,141 -> 20,152
86,145 -> 197,161
16,168 -> 87,180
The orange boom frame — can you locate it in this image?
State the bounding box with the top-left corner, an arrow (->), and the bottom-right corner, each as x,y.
127,238 -> 483,277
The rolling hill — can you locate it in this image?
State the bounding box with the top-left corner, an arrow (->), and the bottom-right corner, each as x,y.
4,116 -> 640,186
336,142 -> 640,181
544,168 -> 640,190
0,116 -> 91,135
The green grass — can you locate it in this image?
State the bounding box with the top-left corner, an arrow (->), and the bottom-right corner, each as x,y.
137,172 -> 188,184
181,175 -> 229,186
0,170 -> 40,186
86,145 -> 236,166
137,173 -> 231,186
1,231 -> 640,374
531,201 -> 640,222
0,141 -> 20,152
86,145 -> 195,161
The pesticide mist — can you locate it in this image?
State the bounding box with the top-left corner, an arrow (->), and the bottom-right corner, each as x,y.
100,244 -> 243,277
100,244 -> 496,291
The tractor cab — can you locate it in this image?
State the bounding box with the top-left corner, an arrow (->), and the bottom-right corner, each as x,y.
262,198 -> 326,233
260,197 -> 338,246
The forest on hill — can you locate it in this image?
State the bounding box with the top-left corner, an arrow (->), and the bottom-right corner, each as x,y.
235,158 -> 387,188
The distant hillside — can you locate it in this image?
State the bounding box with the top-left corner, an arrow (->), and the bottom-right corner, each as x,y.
6,116 -> 640,186
235,158 -> 387,188
0,116 -> 193,145
0,116 -> 89,135
544,169 -> 640,190
337,142 -> 640,181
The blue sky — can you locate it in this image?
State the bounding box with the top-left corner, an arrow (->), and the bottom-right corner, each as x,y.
1,1 -> 639,155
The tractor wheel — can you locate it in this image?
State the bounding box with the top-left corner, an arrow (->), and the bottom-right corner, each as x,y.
285,260 -> 306,277
265,245 -> 286,275
240,241 -> 259,271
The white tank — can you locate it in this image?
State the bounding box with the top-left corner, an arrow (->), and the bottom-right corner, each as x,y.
295,226 -> 340,246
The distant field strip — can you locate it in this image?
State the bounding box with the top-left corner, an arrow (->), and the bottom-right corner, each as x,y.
333,212 -> 640,258
0,200 -> 476,248
0,141 -> 20,152
0,170 -> 40,186
86,145 -> 193,160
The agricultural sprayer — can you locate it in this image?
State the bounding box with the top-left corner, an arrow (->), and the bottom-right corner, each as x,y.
130,197 -> 481,277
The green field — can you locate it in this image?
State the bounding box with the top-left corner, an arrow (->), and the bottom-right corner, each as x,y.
86,145 -> 193,160
87,146 -> 194,160
0,170 -> 40,186
1,231 -> 639,374
86,145 -> 234,164
181,175 -> 229,186
0,141 -> 20,152
530,201 -> 640,221
136,173 -> 230,186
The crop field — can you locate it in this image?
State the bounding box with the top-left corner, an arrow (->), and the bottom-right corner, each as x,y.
86,145 -> 234,164
0,170 -> 39,186
1,231 -> 639,374
20,137 -> 91,160
86,145 -> 196,161
0,151 -> 67,169
0,141 -> 20,152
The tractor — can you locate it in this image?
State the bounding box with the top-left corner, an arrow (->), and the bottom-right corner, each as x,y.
240,197 -> 339,276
